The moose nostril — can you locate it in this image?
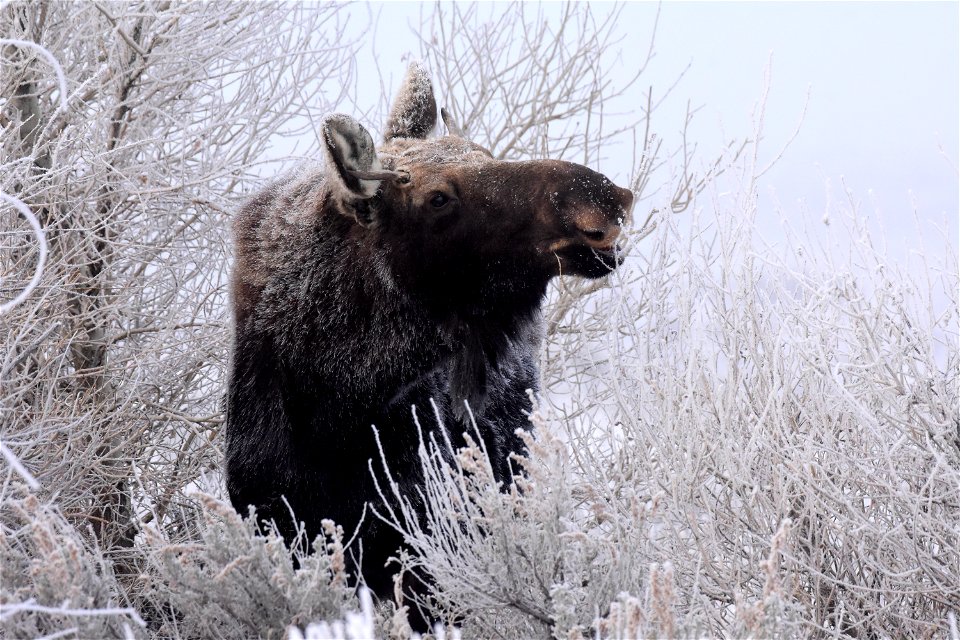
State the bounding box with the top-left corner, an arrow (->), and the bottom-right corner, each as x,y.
578,224 -> 621,249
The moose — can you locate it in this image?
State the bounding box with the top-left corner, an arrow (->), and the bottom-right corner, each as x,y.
225,62 -> 633,620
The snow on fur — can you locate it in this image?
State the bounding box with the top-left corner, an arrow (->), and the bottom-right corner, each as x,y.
384,61 -> 437,141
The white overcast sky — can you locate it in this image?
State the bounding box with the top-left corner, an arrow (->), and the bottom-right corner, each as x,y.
331,1 -> 958,271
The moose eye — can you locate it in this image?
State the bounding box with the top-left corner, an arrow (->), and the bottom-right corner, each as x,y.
429,193 -> 450,209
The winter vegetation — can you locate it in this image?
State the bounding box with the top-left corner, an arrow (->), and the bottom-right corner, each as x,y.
2,2 -> 957,639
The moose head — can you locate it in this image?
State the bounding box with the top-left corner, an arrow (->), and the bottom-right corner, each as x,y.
320,62 -> 634,315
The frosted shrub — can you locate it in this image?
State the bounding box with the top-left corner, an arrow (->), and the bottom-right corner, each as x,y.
373,407 -> 596,637
138,495 -> 355,639
0,488 -> 358,639
597,182 -> 959,637
287,588 -> 381,640
0,493 -> 146,638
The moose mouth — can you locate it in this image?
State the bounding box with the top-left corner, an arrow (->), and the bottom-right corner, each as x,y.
591,244 -> 624,270
591,243 -> 620,261
554,242 -> 623,279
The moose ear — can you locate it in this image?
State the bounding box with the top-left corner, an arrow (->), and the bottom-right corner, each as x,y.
322,113 -> 383,202
384,61 -> 437,141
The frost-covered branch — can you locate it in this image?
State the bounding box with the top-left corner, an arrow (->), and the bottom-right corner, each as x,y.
0,191 -> 47,315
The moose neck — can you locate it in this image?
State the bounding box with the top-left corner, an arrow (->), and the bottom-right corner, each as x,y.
383,242 -> 550,342
432,274 -> 547,418
364,228 -> 549,411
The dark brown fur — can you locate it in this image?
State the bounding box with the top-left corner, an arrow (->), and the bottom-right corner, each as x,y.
225,63 -> 633,623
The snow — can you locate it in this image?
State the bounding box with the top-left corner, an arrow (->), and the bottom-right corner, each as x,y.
384,61 -> 438,141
